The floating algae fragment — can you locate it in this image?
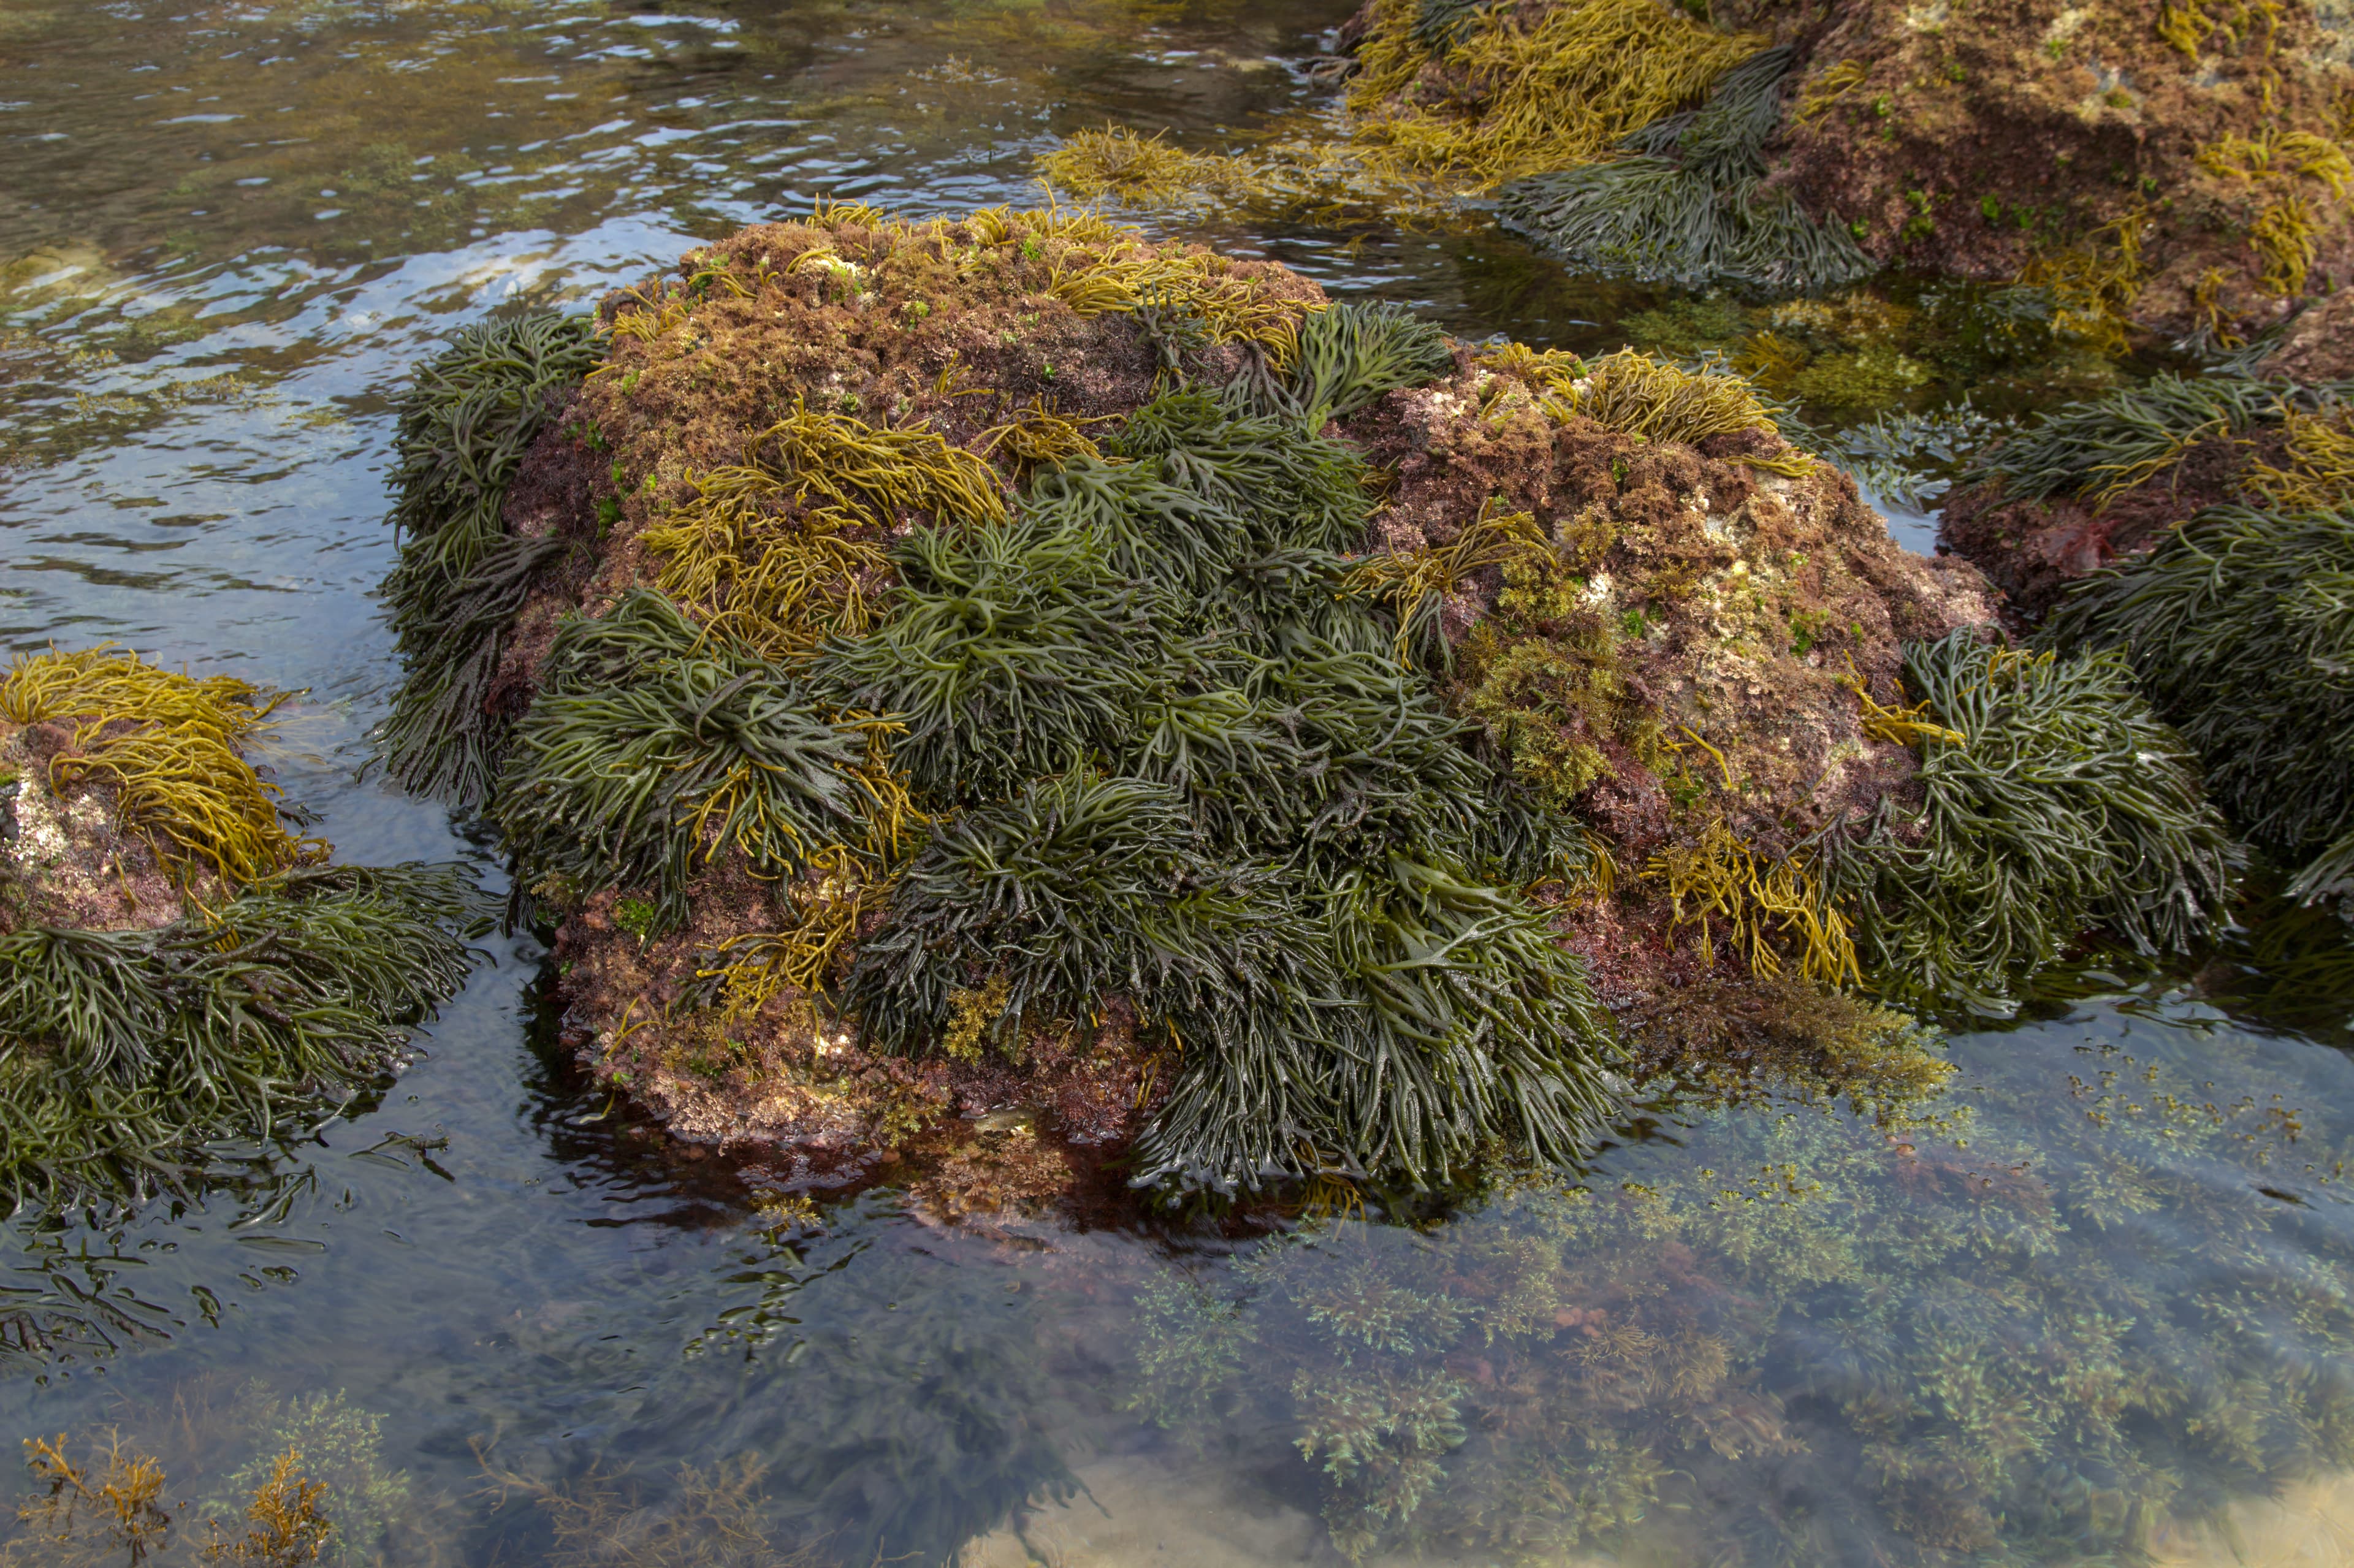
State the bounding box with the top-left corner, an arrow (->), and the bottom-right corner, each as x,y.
1820,633 -> 2237,1014
1499,47 -> 1875,295
0,647 -> 322,886
1034,124 -> 1240,208
2044,503 -> 2354,900
376,311 -> 604,811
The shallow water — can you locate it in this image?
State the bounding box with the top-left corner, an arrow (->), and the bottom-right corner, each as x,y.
4,3 -> 2351,1565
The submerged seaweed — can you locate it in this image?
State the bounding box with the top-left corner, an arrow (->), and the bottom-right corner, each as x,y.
0,863 -> 488,1209
1821,633 -> 2237,1015
1134,1013 -> 2354,1564
2044,503 -> 2354,899
1498,47 -> 1873,294
376,311 -> 604,812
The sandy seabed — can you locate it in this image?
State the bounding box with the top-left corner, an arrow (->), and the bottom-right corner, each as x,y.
966,1458 -> 2354,1568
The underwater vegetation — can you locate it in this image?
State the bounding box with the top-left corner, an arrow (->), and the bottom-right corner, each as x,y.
2046,503 -> 2354,903
205,1390 -> 411,1568
1498,46 -> 1873,294
480,1453 -> 818,1568
1133,1009 -> 2354,1565
3,1385 -> 416,1567
376,311 -> 604,812
673,1190 -> 1076,1567
0,863 -> 486,1209
1819,633 -> 2237,1017
7,1429 -> 331,1567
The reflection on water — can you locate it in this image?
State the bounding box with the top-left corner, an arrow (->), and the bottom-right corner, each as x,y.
2,0 -> 2345,1564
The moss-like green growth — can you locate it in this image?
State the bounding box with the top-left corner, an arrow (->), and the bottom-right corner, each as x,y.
1823,633 -> 2237,1015
1625,973 -> 1951,1114
1498,47 -> 1874,294
2043,503 -> 2354,901
0,863 -> 486,1209
1784,343 -> 1933,406
494,588 -> 909,932
1455,550 -> 1666,809
377,311 -> 604,810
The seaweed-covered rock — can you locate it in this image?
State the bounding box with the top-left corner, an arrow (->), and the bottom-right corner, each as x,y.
374,204 -> 2244,1206
0,648 -> 484,1209
1940,369 -> 2354,616
1943,371 -> 2354,901
1057,0 -> 2354,338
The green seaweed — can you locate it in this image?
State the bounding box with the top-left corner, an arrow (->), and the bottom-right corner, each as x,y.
1455,550 -> 1666,809
1498,47 -> 1875,295
494,588 -> 904,932
0,863 -> 489,1210
1959,370 -> 2324,504
807,373 -> 1617,1193
376,311 -> 604,811
2043,503 -> 2354,898
1412,0 -> 1491,51
813,514 -> 1181,806
1819,633 -> 2238,1016
1273,301 -> 1458,432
